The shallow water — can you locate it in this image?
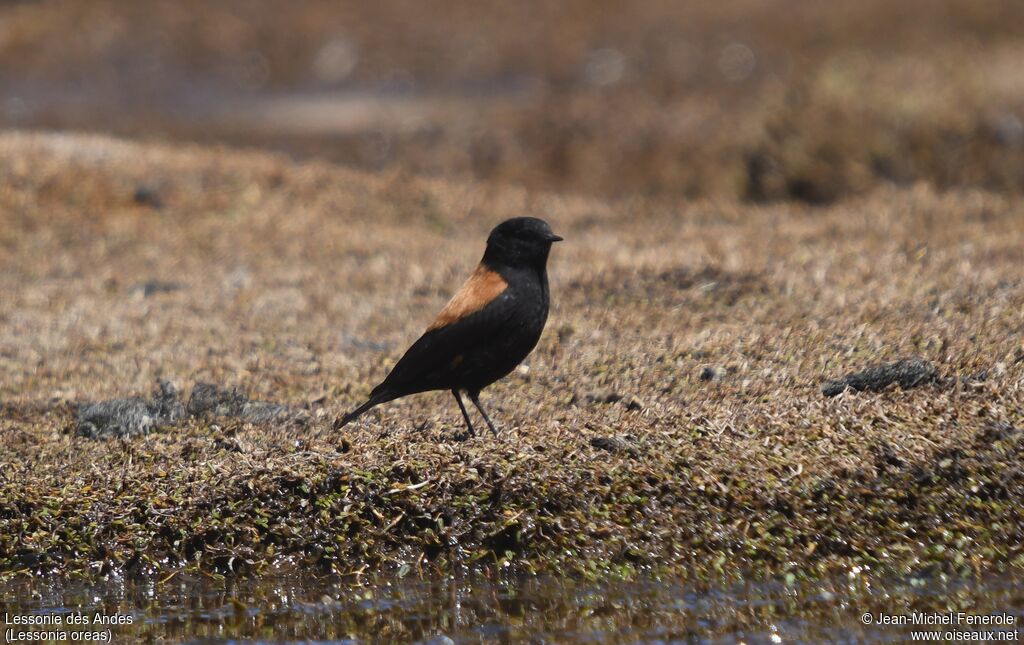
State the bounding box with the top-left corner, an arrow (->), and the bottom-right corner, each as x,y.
2,571 -> 1021,643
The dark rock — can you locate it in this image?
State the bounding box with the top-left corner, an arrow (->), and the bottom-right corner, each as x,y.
590,435 -> 637,455
699,366 -> 725,382
132,280 -> 183,297
585,390 -> 622,404
822,357 -> 939,397
132,184 -> 163,209
623,395 -> 644,411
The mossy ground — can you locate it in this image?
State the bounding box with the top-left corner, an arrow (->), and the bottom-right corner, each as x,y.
1,132 -> 1022,584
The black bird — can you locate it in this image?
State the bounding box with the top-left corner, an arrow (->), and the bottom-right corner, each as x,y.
336,217 -> 562,436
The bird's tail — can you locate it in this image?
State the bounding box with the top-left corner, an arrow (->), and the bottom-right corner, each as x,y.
334,390 -> 394,430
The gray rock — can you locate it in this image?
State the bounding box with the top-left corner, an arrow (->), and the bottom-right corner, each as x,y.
822,357 -> 939,397
187,382 -> 290,422
76,381 -> 185,438
76,380 -> 294,439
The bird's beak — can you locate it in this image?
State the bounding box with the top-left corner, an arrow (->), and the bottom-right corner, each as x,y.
547,233 -> 564,242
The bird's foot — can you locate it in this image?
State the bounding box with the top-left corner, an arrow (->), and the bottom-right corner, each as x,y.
452,428 -> 475,442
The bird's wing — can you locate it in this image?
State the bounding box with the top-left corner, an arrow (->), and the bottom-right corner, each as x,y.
426,263 -> 508,331
372,283 -> 517,397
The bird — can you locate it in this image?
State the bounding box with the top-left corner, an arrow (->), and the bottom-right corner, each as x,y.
336,216 -> 562,437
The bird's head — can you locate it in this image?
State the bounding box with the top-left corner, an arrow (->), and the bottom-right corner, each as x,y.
484,217 -> 562,269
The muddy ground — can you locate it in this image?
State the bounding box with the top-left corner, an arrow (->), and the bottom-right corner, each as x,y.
0,132 -> 1022,582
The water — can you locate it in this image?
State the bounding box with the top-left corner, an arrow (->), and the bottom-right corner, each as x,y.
2,571 -> 1021,643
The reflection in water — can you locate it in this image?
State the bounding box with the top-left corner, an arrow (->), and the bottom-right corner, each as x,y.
1,572 -> 1022,643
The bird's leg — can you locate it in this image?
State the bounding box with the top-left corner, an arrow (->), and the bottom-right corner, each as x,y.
467,390 -> 499,436
451,389 -> 476,438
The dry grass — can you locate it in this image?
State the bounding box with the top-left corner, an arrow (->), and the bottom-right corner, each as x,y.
1,131 -> 1022,582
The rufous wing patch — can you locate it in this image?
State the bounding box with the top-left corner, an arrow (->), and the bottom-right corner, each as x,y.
427,264 -> 507,331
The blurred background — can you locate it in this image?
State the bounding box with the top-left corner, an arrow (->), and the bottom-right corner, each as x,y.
3,0 -> 1023,204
